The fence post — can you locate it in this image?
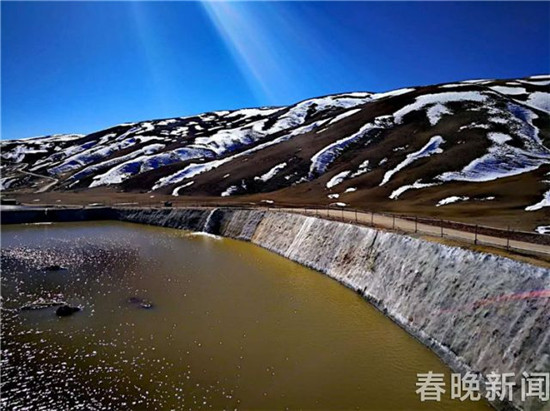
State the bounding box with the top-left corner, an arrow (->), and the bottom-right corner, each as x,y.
474,224 -> 478,245
355,209 -> 357,223
440,219 -> 443,237
506,225 -> 510,250
392,215 -> 395,230
415,216 -> 418,233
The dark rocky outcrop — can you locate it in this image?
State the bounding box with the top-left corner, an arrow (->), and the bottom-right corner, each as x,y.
55,305 -> 81,317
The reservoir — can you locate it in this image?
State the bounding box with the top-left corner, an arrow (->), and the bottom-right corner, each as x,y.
1,221 -> 491,410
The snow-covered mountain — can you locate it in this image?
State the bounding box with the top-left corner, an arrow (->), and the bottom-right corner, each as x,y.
2,75 -> 549,216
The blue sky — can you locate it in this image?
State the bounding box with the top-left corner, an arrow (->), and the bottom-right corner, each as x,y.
2,1 -> 549,140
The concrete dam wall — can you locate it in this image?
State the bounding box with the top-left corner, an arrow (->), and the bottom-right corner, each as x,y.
117,207 -> 549,410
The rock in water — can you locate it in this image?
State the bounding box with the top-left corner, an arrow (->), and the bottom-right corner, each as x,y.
43,264 -> 66,271
127,296 -> 154,309
56,305 -> 80,317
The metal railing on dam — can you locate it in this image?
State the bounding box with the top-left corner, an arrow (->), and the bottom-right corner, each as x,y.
275,205 -> 550,258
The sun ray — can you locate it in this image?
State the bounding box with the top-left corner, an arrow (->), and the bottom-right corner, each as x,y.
200,1 -> 327,105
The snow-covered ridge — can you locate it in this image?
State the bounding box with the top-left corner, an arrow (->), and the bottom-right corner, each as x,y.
1,75 -> 548,211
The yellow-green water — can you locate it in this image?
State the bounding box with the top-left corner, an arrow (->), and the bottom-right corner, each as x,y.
1,221 -> 491,410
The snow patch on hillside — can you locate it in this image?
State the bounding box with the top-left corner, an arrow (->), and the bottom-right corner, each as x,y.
521,79 -> 550,86
439,83 -> 470,89
380,136 -> 444,186
225,107 -> 280,119
74,143 -> 166,183
325,108 -> 362,126
487,132 -> 512,144
221,185 -> 238,197
436,196 -> 470,207
88,146 -> 212,187
309,116 -> 392,177
269,94 -> 371,134
326,171 -> 351,188
255,163 -> 287,182
0,177 -> 17,190
393,91 -> 488,124
437,104 -> 548,183
490,86 -> 527,95
525,92 -> 550,113
172,181 -> 194,196
88,144 -> 168,187
49,137 -> 139,175
2,146 -> 49,163
437,146 -> 548,183
350,160 -> 371,178
426,104 -> 452,125
525,190 -> 550,211
154,119 -> 328,190
459,123 -> 491,131
390,180 -> 439,200
371,88 -> 415,100
190,119 -> 268,155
